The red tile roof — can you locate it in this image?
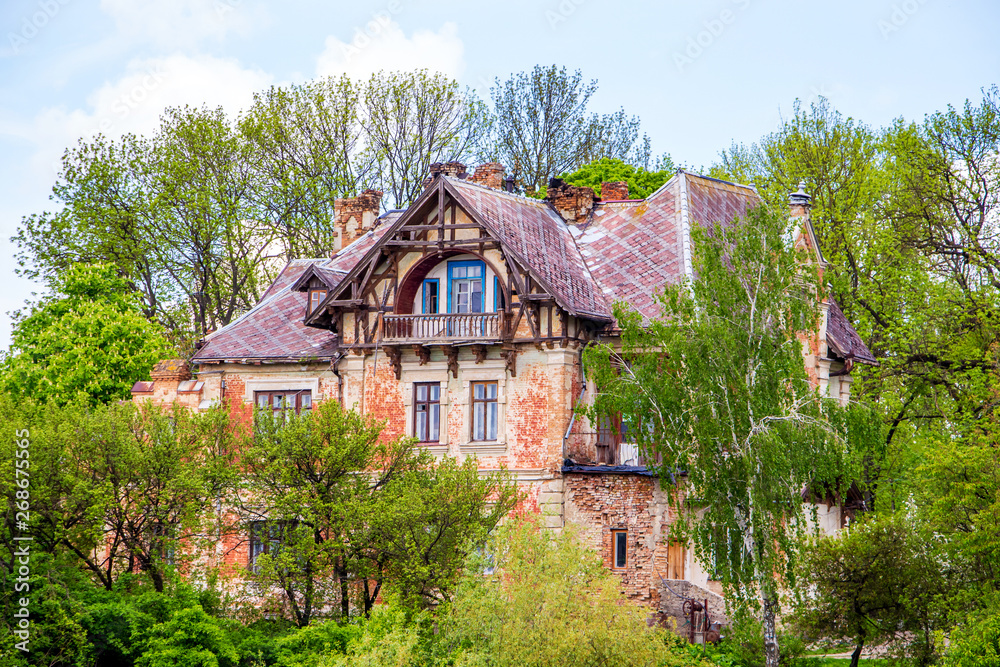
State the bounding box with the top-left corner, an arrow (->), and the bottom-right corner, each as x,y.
826,299 -> 877,365
191,172 -> 874,366
448,178 -> 612,320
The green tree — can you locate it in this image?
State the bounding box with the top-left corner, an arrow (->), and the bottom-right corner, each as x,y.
362,70 -> 489,208
442,515 -> 703,667
0,396 -> 235,593
710,93 -> 1000,514
240,400 -> 516,626
1,264 -> 170,406
584,203 -> 852,667
14,73 -> 493,345
135,605 -> 239,667
485,65 -> 649,193
792,514 -> 945,667
559,157 -> 674,199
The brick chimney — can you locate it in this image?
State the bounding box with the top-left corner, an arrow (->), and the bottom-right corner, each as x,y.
546,178 -> 595,224
131,359 -> 207,409
150,358 -> 192,382
469,162 -> 505,189
600,181 -> 629,201
422,161 -> 469,190
334,189 -> 383,251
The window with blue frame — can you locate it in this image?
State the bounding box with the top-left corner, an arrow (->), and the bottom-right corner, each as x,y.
493,276 -> 505,312
422,279 -> 439,314
448,260 -> 485,313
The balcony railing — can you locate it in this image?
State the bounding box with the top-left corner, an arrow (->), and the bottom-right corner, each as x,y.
382,313 -> 502,342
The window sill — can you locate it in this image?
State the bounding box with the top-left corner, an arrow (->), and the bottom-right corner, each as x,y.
417,442 -> 449,457
460,441 -> 507,457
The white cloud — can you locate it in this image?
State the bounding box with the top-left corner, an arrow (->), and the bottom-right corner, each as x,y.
99,0 -> 266,51
6,52 -> 272,186
316,21 -> 464,81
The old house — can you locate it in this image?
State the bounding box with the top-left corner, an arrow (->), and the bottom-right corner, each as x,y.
134,162 -> 875,630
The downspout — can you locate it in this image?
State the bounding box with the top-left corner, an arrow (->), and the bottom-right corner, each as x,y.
330,351 -> 346,408
562,342 -> 591,461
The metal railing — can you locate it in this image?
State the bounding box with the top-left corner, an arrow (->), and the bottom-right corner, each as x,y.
382,313 -> 502,342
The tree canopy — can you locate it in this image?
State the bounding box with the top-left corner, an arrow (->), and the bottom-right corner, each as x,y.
238,399 -> 518,626
584,203 -> 855,667
483,65 -> 652,194
559,156 -> 675,199
1,263 -> 170,406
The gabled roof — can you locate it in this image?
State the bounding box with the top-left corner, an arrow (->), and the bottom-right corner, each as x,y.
192,259 -> 342,363
191,170 -> 875,366
311,177 -> 614,323
447,178 -> 612,320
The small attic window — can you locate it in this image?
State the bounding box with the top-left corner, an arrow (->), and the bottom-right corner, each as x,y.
309,289 -> 327,314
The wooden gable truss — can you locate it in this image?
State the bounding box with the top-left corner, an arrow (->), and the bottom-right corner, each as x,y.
303,177 -> 608,377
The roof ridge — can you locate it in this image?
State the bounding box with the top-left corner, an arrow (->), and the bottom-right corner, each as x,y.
445,175 -> 550,207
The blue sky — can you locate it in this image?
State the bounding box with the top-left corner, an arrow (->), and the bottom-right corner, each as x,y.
1,0 -> 998,348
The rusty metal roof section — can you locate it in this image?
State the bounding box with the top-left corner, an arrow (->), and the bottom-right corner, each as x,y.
192,259 -> 342,363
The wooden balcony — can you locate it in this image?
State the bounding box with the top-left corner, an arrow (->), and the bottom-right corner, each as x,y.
382,313 -> 502,343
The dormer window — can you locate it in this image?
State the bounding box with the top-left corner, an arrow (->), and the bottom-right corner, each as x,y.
448,260 -> 485,313
309,289 -> 327,314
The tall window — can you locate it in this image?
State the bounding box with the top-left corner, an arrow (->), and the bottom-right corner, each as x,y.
494,276 -> 505,312
449,261 -> 485,313
612,529 -> 628,569
255,390 -> 312,418
471,381 -> 498,441
422,279 -> 439,314
249,520 -> 294,572
308,289 -> 327,314
414,383 -> 441,442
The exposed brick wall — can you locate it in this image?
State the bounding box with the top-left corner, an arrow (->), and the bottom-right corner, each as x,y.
506,362 -> 556,470
546,180 -> 595,223
364,357 -> 406,439
564,473 -> 667,605
601,181 -> 629,201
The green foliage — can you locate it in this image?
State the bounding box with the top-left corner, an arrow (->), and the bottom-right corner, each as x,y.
241,399 -> 518,626
135,605 -> 239,667
584,203 -> 851,666
710,92 -> 1000,514
0,395 -> 236,593
942,599 -> 1000,667
442,516 -> 703,667
1,263 -> 170,406
791,514 -> 946,667
560,156 -> 674,199
704,610 -> 805,667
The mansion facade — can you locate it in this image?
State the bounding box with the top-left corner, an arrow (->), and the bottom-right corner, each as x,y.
133,162 -> 875,631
